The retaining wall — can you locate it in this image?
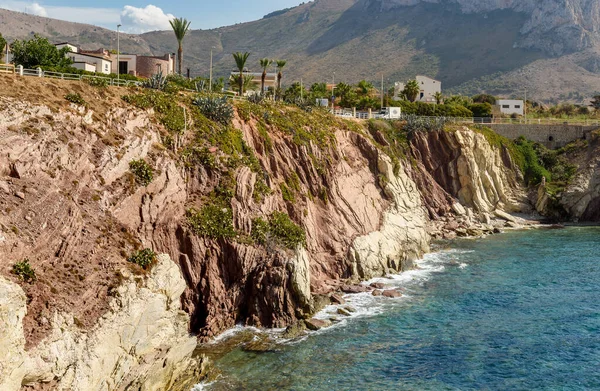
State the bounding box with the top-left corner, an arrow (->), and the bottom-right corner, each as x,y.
487,124 -> 598,148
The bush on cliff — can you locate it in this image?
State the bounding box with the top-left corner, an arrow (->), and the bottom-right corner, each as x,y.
187,205 -> 236,239
514,137 -> 552,185
12,259 -> 36,283
193,95 -> 234,125
129,159 -> 154,186
251,212 -> 305,250
65,93 -> 86,106
127,248 -> 157,270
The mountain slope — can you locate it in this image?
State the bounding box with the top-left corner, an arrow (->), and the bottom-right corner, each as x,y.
2,0 -> 600,102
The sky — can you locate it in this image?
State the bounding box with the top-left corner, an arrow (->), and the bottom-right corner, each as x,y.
0,0 -> 306,33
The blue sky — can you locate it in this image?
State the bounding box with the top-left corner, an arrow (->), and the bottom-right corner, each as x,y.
0,0 -> 305,32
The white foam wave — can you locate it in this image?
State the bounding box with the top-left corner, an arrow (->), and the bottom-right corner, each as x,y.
191,381 -> 214,391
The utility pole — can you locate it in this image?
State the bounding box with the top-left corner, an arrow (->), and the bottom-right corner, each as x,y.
117,24 -> 121,82
381,74 -> 384,109
209,47 -> 214,92
524,88 -> 527,123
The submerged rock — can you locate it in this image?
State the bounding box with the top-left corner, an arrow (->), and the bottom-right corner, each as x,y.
337,308 -> 352,316
372,290 -> 383,297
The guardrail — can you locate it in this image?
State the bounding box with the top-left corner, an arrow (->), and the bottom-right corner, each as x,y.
331,109 -> 600,126
5,65 -> 142,87
0,64 -> 14,74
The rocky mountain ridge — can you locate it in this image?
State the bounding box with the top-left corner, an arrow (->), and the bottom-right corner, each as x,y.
376,0 -> 600,55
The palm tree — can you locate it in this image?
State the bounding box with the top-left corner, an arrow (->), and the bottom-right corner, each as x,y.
403,79 -> 421,102
434,91 -> 443,104
259,58 -> 272,94
275,59 -> 287,99
169,18 -> 191,75
232,52 -> 250,96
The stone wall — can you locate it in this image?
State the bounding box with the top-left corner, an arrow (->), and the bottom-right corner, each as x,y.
487,124 -> 598,148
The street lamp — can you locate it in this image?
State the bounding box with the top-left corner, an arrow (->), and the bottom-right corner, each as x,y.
209,46 -> 216,92
117,24 -> 122,82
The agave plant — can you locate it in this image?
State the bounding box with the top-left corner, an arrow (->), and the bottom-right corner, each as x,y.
143,71 -> 167,90
193,95 -> 234,125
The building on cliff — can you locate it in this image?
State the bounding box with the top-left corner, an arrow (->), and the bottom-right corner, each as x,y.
394,75 -> 441,103
54,42 -> 175,78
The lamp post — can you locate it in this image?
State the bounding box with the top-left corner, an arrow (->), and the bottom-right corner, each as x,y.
209,46 -> 216,92
117,24 -> 121,82
381,74 -> 384,109
524,88 -> 527,123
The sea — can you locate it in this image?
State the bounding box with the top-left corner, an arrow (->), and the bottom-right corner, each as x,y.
194,227 -> 600,391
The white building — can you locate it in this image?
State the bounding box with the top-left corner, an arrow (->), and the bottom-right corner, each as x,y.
393,75 -> 441,102
56,43 -> 113,75
496,99 -> 524,116
416,75 -> 441,103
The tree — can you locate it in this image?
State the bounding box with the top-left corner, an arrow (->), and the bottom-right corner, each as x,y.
402,80 -> 420,103
0,34 -> 6,64
169,17 -> 191,75
309,82 -> 328,99
229,73 -> 255,93
357,80 -> 373,95
335,82 -> 358,108
259,58 -> 272,94
232,52 -> 251,96
468,102 -> 492,117
275,59 -> 287,99
589,95 -> 600,110
472,93 -> 497,105
10,34 -> 73,68
434,91 -> 443,104
283,82 -> 306,102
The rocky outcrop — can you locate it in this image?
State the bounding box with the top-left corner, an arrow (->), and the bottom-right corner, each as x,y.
349,154 -> 429,279
0,254 -> 202,391
558,132 -> 600,221
377,0 -> 600,55
411,128 -> 528,214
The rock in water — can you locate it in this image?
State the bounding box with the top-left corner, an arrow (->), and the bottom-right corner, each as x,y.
382,290 -> 403,298
330,293 -> 346,305
305,318 -> 332,331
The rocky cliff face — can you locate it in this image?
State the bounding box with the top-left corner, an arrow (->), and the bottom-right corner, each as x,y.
0,76 -> 529,389
557,131 -> 600,221
0,254 -> 202,391
375,0 -> 600,55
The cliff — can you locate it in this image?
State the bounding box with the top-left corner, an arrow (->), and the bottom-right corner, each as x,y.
0,76 -> 529,389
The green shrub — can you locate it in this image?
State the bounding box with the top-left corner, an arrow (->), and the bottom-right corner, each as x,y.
269,211 -> 305,249
187,205 -> 236,239
192,95 -> 234,125
12,259 -> 36,282
129,159 -> 154,186
65,93 -> 86,106
514,137 -> 551,185
251,217 -> 270,244
251,212 -> 305,249
84,77 -> 109,88
127,248 -> 156,270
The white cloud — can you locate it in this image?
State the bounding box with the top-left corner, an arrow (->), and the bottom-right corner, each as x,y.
24,2 -> 46,16
120,5 -> 175,33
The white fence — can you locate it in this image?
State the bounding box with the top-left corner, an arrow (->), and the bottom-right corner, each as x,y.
6,65 -> 142,87
332,109 -> 600,126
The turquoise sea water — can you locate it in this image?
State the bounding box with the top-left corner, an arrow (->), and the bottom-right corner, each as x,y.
202,227 -> 600,391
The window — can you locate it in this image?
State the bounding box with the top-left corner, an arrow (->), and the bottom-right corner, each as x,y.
514,105 -> 521,108
105,64 -> 109,71
502,105 -> 510,109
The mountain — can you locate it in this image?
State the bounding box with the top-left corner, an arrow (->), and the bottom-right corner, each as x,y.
2,0 -> 600,102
